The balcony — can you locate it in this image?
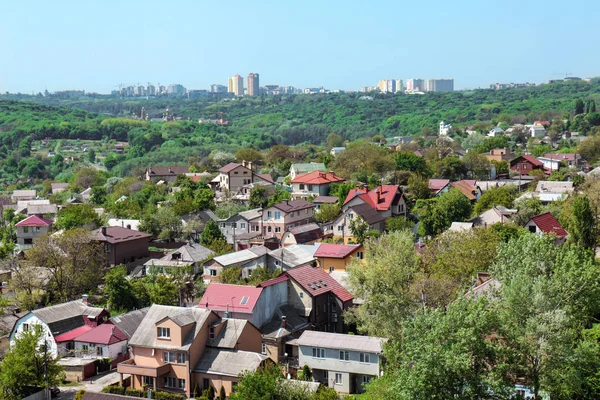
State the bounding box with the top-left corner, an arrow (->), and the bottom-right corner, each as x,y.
278,355 -> 299,370
117,359 -> 171,377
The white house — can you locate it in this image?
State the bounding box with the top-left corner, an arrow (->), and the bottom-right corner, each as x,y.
530,125 -> 546,138
439,121 -> 452,136
72,323 -> 128,359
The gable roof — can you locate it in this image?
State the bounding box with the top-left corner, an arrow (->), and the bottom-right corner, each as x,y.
210,248 -> 263,267
270,199 -> 315,213
315,243 -> 362,259
528,212 -> 568,237
199,284 -> 263,314
16,215 -> 53,227
92,226 -> 152,244
297,331 -> 387,353
543,153 -> 581,162
428,179 -> 450,192
219,163 -> 247,174
286,223 -> 323,244
291,163 -> 326,174
128,305 -> 212,350
313,196 -> 339,204
110,308 -> 149,340
291,171 -> 345,185
255,173 -> 274,184
12,190 -> 36,197
74,323 -> 127,345
267,244 -> 320,269
147,166 -> 190,176
451,180 -> 479,201
351,203 -> 387,225
27,204 -> 58,215
193,348 -> 268,377
207,318 -> 250,349
54,325 -> 93,342
285,265 -> 353,303
159,244 -> 215,265
511,155 -> 543,167
343,185 -> 401,211
32,300 -> 104,325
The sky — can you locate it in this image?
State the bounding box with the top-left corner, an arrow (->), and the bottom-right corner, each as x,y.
1,0 -> 599,93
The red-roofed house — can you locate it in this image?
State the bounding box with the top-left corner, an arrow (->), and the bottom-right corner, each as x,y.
213,161 -> 273,193
510,155 -> 544,175
15,215 -> 53,249
315,244 -> 364,273
525,212 -> 569,243
428,179 -> 451,196
291,171 -> 345,199
73,323 -> 128,359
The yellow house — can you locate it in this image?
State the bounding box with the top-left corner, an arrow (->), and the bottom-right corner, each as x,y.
314,243 -> 365,273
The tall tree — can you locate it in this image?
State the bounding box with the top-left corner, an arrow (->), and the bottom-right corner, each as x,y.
200,220 -> 226,246
569,196 -> 597,249
55,204 -> 103,230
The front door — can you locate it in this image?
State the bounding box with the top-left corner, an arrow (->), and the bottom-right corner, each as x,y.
203,378 -> 209,390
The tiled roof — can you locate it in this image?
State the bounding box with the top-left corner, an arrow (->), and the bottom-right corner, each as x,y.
54,325 -> 93,343
351,203 -> 387,225
428,179 -> 450,192
511,155 -> 543,167
199,284 -> 263,314
147,166 -> 190,176
343,185 -> 401,211
271,199 -> 315,213
74,323 -> 127,345
287,223 -> 323,244
315,243 -> 361,259
92,226 -> 152,244
313,196 -> 339,204
256,173 -> 274,184
291,171 -> 345,185
543,153 -> 580,162
258,274 -> 289,288
16,215 -> 53,227
451,180 -> 479,201
285,265 -> 353,303
529,212 -> 568,237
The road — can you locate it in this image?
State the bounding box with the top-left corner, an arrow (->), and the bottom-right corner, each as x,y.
58,371 -> 124,399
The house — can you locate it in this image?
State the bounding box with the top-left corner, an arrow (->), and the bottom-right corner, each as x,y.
314,244 -> 364,273
313,196 -> 339,212
267,244 -> 321,271
114,144 -> 124,154
290,171 -> 345,199
145,165 -> 190,183
259,200 -> 316,239
117,304 -> 266,397
536,157 -> 561,171
80,187 -> 93,202
471,206 -> 518,227
330,147 -> 346,156
428,179 -> 451,196
510,155 -> 544,175
218,208 -> 261,246
231,181 -> 274,204
448,222 -> 474,232
10,298 -> 109,358
536,180 -> 574,194
485,148 -> 513,162
71,323 -> 128,359
343,185 -> 406,218
296,331 -> 387,394
203,246 -> 268,282
450,180 -> 482,202
529,125 -> 546,138
281,223 -> 323,246
488,127 -> 504,137
91,226 -> 152,267
15,215 -> 53,249
107,218 -> 141,231
51,182 -> 69,194
289,163 -> 326,180
525,212 -> 568,243
259,264 -> 354,334
543,153 -> 585,169
11,190 -> 36,203
109,308 -> 150,341
330,203 -> 386,242
145,243 -> 215,275
27,204 -> 58,218
213,161 -> 273,194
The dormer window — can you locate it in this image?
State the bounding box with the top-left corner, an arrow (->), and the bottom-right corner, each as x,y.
157,327 -> 170,339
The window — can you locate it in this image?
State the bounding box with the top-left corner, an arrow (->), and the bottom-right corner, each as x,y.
529,225 -> 536,233
241,223 -> 246,229
210,269 -> 217,277
335,373 -> 343,385
157,327 -> 170,339
275,260 -> 281,267
339,350 -> 349,361
240,296 -> 249,305
323,371 -> 328,381
312,348 -> 325,358
82,344 -> 89,351
267,211 -> 272,219
299,292 -> 304,298
267,226 -> 272,233
23,227 -> 28,233
356,251 -> 364,260
34,227 -> 41,232
97,346 -> 103,356
275,227 -> 281,233
261,343 -> 266,354
209,327 -> 215,339
22,323 -> 29,332
360,353 -> 371,363
234,171 -> 238,174
163,351 -> 176,363
177,353 -> 186,364
248,269 -> 253,276
143,376 -> 154,387
164,376 -> 177,388
299,184 -> 305,190
232,382 -> 238,392
362,376 -> 371,384
348,213 -> 354,220
329,267 -> 334,273
337,225 -> 343,232
178,379 -> 185,389
308,185 -> 313,191
274,211 -> 281,220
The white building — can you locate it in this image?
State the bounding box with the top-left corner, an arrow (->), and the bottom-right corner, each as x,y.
439,121 -> 452,136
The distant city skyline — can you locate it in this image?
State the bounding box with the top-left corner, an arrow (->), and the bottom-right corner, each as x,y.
1,0 -> 599,94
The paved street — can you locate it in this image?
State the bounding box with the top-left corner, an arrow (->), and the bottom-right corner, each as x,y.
58,371 -> 123,398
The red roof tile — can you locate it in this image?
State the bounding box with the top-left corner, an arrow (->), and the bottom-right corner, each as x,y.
74,323 -> 127,345
285,265 -> 353,303
16,215 -> 53,227
199,284 -> 263,313
314,243 -> 362,259
343,185 -> 400,211
54,325 -> 93,342
529,212 -> 568,237
291,171 -> 345,185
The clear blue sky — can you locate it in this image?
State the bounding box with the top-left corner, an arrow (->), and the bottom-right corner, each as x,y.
1,0 -> 599,93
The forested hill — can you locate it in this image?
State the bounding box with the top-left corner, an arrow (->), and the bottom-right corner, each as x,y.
4,79 -> 600,142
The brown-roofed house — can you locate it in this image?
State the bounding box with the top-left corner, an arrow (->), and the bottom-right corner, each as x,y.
281,223 -> 323,246
145,165 -> 190,183
510,155 -> 543,175
290,171 -> 345,199
92,226 -> 152,266
258,200 -> 316,239
213,161 -> 273,194
450,180 -> 482,202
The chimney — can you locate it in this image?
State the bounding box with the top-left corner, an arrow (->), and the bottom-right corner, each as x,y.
247,161 -> 253,171
111,326 -> 115,336
281,315 -> 287,329
242,160 -> 246,168
224,303 -> 229,318
82,294 -> 88,305
101,227 -> 107,236
375,190 -> 380,204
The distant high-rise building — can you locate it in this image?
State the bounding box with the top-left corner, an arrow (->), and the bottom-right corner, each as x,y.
247,73 -> 259,96
167,84 -> 186,96
426,79 -> 454,92
406,79 -> 425,92
210,84 -> 227,93
378,80 -> 396,93
229,74 -> 244,96
395,80 -> 403,93
147,85 -> 156,96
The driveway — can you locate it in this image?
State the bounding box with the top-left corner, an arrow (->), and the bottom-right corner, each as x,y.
58,371 -> 125,396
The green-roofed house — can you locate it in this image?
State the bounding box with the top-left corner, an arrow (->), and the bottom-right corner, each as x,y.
289,162 -> 326,180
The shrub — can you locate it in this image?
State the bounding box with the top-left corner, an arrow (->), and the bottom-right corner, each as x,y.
74,390 -> 86,400
219,385 -> 226,400
125,388 -> 145,397
101,385 -> 125,394
154,391 -> 186,400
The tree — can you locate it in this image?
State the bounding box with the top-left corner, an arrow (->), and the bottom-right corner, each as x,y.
200,220 -> 225,246
249,186 -> 269,209
568,196 -> 596,249
386,216 -> 414,232
72,166 -> 104,190
219,385 -> 226,400
139,207 -> 184,242
346,231 -> 419,339
147,274 -> 179,306
193,188 -> 216,211
326,133 -> 344,149
575,99 -> 585,115
407,174 -> 431,200
297,365 -> 313,381
26,229 -> 105,303
88,148 -> 96,163
473,185 -> 517,215
462,152 -> 492,180
395,151 -> 427,174
104,266 -> 138,312
329,140 -> 394,178
349,216 -> 369,243
416,188 -> 472,237
55,204 -> 103,230
6,257 -> 45,310
219,266 -> 242,284
0,328 -> 63,398
314,203 -> 341,223
234,148 -> 263,164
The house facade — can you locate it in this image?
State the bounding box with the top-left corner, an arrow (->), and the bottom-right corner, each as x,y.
145,166 -> 190,183
314,244 -> 364,273
214,161 -> 273,193
510,155 -> 544,175
92,226 -> 152,267
296,331 -> 387,394
259,200 -> 316,239
15,215 -> 53,249
290,171 -> 344,199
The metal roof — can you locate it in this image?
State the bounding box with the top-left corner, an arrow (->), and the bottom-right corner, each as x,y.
211,249 -> 262,267
296,331 -> 387,353
110,308 -> 149,340
193,348 -> 268,377
32,300 -> 105,325
199,284 -> 263,314
207,319 -> 249,349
